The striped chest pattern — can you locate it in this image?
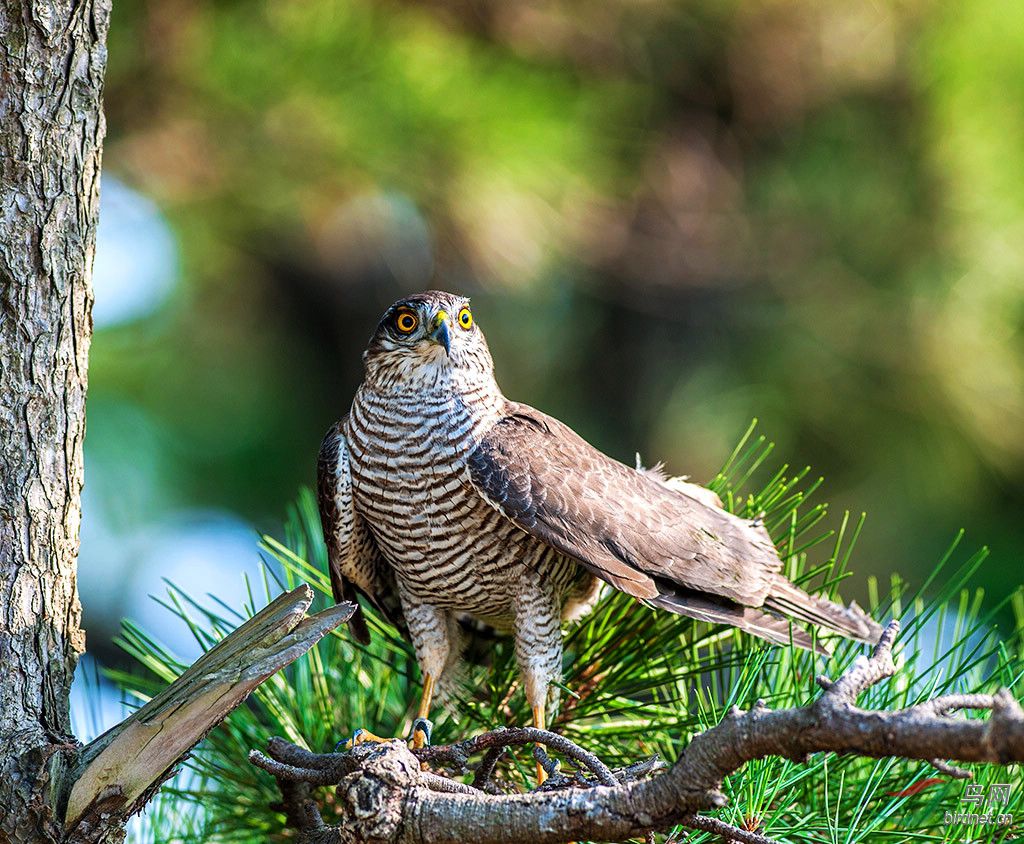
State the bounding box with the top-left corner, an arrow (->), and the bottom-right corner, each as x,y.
344,378 -> 576,620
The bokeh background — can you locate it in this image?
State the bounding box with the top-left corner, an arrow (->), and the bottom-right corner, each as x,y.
78,0 -> 1024,670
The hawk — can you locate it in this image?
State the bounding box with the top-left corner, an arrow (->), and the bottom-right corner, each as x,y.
317,291 -> 881,776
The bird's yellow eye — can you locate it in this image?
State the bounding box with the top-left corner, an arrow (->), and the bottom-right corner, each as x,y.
457,307 -> 473,330
395,310 -> 418,334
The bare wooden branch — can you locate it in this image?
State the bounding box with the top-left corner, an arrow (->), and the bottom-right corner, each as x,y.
65,586 -> 353,836
681,813 -> 779,844
250,620 -> 1024,844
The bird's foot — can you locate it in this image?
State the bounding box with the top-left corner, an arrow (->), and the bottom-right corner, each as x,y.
334,728 -> 394,752
332,718 -> 433,753
409,717 -> 433,750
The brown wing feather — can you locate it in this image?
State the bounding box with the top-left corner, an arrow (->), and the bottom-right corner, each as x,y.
467,403 -> 782,606
317,421 -> 404,643
764,576 -> 881,643
468,402 -> 881,649
649,589 -> 827,655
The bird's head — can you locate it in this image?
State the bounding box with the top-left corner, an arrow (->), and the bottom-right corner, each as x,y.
363,291 -> 494,388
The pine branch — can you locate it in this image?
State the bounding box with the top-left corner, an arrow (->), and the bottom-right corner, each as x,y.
249,621 -> 1024,844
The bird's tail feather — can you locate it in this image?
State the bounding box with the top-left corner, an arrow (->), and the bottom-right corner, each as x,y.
649,589 -> 829,656
763,576 -> 883,645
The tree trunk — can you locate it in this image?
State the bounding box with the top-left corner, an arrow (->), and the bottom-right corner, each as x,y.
0,0 -> 111,839
0,18 -> 351,837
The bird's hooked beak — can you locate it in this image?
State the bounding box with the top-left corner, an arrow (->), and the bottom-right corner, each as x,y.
429,310 -> 452,356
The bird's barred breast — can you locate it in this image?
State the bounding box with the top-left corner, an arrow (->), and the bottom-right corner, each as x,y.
345,384 -> 581,622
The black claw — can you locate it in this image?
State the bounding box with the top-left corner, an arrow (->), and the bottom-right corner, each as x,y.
334,728 -> 364,752
410,717 -> 433,746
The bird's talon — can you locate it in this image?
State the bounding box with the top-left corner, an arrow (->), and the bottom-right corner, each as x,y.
335,729 -> 362,752
409,717 -> 433,749
336,727 -> 392,751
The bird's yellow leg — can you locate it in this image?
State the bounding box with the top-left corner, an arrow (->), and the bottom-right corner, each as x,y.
418,673 -> 435,719
533,702 -> 547,785
411,673 -> 435,749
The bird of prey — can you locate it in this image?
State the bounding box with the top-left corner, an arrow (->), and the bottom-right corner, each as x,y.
317,290 -> 881,777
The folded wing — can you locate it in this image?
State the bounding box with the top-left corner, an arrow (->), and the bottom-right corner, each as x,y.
467,403 -> 880,650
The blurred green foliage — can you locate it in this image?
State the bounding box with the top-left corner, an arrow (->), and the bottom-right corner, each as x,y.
85,0 -> 1024,658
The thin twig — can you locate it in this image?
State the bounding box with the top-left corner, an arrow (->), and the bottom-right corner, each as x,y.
249,750 -> 341,786
419,771 -> 481,795
928,758 -> 972,779
682,813 -> 781,844
472,744 -> 508,790
416,726 -> 618,787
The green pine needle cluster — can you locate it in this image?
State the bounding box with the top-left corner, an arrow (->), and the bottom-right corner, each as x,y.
107,423 -> 1024,843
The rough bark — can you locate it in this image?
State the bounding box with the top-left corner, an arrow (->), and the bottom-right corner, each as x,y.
0,0 -> 110,839
0,8 -> 356,843
252,622 -> 1024,844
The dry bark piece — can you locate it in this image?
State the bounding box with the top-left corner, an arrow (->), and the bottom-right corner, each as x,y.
65,586 -> 353,836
